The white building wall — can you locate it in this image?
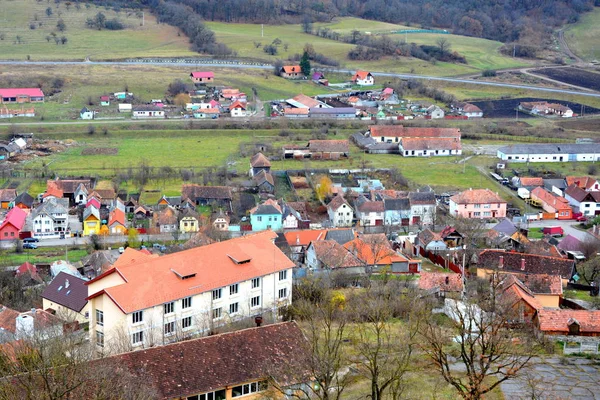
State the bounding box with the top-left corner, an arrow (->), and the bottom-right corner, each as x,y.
330,203 -> 354,227
283,215 -> 298,229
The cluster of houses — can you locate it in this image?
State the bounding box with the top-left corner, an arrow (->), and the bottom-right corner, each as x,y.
185,71 -> 249,119
353,125 -> 463,157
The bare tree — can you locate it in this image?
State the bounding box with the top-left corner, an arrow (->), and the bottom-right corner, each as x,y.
349,282 -> 420,400
419,276 -> 534,400
436,38 -> 451,56
578,255 -> 600,285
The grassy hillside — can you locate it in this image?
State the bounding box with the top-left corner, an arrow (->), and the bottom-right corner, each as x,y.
565,7 -> 600,61
206,18 -> 527,76
0,0 -> 193,60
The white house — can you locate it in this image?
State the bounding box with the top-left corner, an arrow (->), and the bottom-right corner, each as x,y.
29,197 -> 69,238
352,70 -> 374,86
383,198 -> 411,226
80,107 -> 95,120
327,194 -> 354,228
74,183 -> 88,205
497,144 -> 600,163
399,137 -> 462,157
426,105 -> 445,119
118,103 -> 132,113
564,185 -> 600,216
86,232 -> 293,354
408,191 -> 436,225
132,105 -> 165,119
229,101 -> 247,117
354,197 -> 384,227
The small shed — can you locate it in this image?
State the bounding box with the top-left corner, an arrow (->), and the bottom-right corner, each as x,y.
100,96 -> 110,106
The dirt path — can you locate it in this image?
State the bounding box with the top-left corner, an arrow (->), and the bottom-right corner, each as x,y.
558,29 -> 584,63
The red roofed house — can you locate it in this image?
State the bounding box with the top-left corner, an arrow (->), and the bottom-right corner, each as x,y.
100,96 -> 110,106
354,196 -> 384,226
283,229 -> 327,263
229,100 -> 247,117
85,231 -> 294,353
0,88 -> 44,103
449,189 -> 507,219
279,65 -> 303,79
0,207 -> 27,241
418,272 -> 464,298
399,136 -> 462,157
344,233 -> 418,273
453,102 -> 482,118
108,208 -> 127,235
566,176 -> 600,191
352,70 -> 374,86
368,125 -> 461,143
190,71 -> 214,84
534,309 -> 600,337
530,187 -> 572,220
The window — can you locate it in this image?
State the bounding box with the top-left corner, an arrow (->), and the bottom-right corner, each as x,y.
182,316 -> 192,329
279,270 -> 287,281
132,311 -> 143,324
252,278 -> 260,288
212,307 -> 222,319
132,331 -> 143,345
474,212 -> 481,217
474,204 -> 481,209
164,321 -> 175,335
230,284 -> 239,295
257,216 -> 262,222
96,331 -> 104,347
188,390 -> 227,400
231,381 -> 268,398
483,212 -> 491,217
164,302 -> 174,314
96,310 -> 104,326
279,288 -> 287,299
182,296 -> 192,309
483,204 -> 491,209
212,288 -> 222,300
251,296 -> 261,308
229,302 -> 239,315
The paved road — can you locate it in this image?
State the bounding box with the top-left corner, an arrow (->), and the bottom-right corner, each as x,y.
525,219 -> 593,242
2,60 -> 600,98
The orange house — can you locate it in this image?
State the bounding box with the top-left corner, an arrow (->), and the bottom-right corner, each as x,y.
530,187 -> 572,220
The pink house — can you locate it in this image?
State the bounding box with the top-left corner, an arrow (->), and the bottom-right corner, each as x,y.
449,189 -> 507,219
190,72 -> 214,84
0,207 -> 27,240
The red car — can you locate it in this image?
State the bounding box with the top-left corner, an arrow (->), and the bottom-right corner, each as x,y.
576,215 -> 588,222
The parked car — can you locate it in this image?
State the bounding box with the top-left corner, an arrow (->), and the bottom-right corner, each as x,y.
23,238 -> 39,243
576,215 -> 588,222
23,243 -> 38,249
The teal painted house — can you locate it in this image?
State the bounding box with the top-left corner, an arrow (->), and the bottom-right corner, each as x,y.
250,199 -> 283,232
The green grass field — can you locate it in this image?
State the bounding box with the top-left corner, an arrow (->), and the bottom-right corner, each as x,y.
565,7 -> 600,62
0,0 -> 193,60
206,18 -> 524,76
0,247 -> 88,267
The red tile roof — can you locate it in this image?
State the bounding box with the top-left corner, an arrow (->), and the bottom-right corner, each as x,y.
310,240 -> 362,269
478,249 -> 574,280
0,88 -> 44,98
292,94 -> 321,108
418,272 -> 463,293
284,107 -> 309,115
108,208 -> 126,227
531,187 -> 571,211
352,70 -> 372,80
519,177 -> 544,187
284,229 -> 327,247
400,137 -> 461,151
230,100 -> 246,110
327,193 -> 350,211
88,231 -> 293,313
450,189 -> 506,205
503,273 -> 563,295
15,262 -> 41,282
536,309 -> 600,334
566,176 -> 598,190
250,152 -> 271,168
344,234 -> 407,266
369,125 -> 461,138
281,65 -> 301,74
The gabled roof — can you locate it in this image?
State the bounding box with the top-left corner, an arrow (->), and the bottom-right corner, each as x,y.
182,185 -> 232,201
418,272 -> 463,293
250,152 -> 271,168
156,206 -> 178,226
504,272 -> 563,295
450,189 -> 506,205
478,249 -> 574,280
344,234 -> 407,266
369,125 -> 461,139
88,231 -> 293,313
519,177 -> 544,187
556,234 -> 583,253
93,322 -> 310,398
309,240 -> 363,269
284,229 -> 327,247
190,71 -> 214,79
492,219 -> 518,236
230,100 -> 246,110
327,193 -> 350,212
352,70 -> 372,80
83,206 -> 100,221
284,107 -> 310,115
536,309 -> 600,334
30,197 -> 68,220
308,140 -> 349,153
566,176 -> 598,190
42,271 -> 88,313
383,198 -> 410,211
325,228 -> 356,245
133,104 -> 163,112
408,191 -> 436,205
16,262 -> 42,283
108,208 -> 126,227
290,94 -> 322,109
418,228 -> 443,246
253,170 -> 274,187
14,192 -> 34,208
531,187 -> 571,210
0,88 -> 44,97
0,207 -> 27,231
48,179 -> 92,194
500,277 -> 542,311
250,199 -> 282,215
281,65 -> 301,74
565,184 -> 600,203
0,189 -> 17,202
357,200 -> 384,213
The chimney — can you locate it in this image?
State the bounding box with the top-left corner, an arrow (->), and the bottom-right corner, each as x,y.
296,234 -> 300,246
254,315 -> 263,327
520,258 -> 526,271
65,279 -> 70,289
499,256 -> 504,268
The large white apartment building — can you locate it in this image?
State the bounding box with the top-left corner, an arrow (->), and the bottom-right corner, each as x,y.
86,231 -> 294,354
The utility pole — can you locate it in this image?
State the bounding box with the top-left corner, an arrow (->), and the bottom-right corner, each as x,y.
261,24 -> 264,38
142,12 -> 145,26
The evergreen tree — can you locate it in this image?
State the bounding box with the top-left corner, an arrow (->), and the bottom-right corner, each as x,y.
300,51 -> 311,77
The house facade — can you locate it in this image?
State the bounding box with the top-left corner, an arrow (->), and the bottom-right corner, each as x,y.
497,144 -> 600,163
399,137 -> 462,157
383,198 -> 411,226
279,65 -> 303,79
132,105 -> 165,119
86,232 -> 294,354
80,107 -> 94,120
229,100 -> 247,117
352,70 -> 374,86
0,207 -> 27,241
530,187 -> 572,220
408,191 -> 436,225
0,88 -> 44,103
30,198 -> 68,238
449,189 -> 507,219
564,184 -> 600,216
42,272 -> 89,324
327,194 -> 354,227
250,199 -> 282,232
83,206 -> 101,236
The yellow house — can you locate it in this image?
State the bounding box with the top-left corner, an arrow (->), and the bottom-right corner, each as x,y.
83,206 -> 101,236
179,208 -> 200,233
41,271 -> 90,324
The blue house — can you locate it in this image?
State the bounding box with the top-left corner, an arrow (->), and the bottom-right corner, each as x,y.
384,198 -> 411,226
250,199 -> 282,232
